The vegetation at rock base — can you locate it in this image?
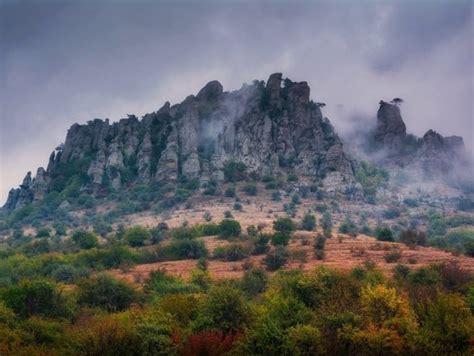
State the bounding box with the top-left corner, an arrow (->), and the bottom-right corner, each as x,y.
0,210 -> 472,355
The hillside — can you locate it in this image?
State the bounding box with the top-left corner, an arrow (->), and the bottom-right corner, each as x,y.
0,73 -> 473,355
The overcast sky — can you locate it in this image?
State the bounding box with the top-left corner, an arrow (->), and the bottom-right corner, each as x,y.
0,0 -> 472,203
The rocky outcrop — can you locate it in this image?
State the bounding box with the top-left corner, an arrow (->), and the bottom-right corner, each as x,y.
373,101 -> 406,154
3,171 -> 38,211
3,189 -> 20,211
31,168 -> 50,202
418,130 -> 467,175
371,101 -> 468,178
3,73 -> 357,211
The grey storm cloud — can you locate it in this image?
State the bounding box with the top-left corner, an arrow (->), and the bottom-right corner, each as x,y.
0,0 -> 473,202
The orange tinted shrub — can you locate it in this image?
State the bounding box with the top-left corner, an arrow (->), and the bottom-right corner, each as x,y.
180,330 -> 240,356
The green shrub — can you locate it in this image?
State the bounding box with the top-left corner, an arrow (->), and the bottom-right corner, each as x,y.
50,265 -> 90,283
20,315 -> 65,345
403,198 -> 419,208
383,251 -> 401,263
265,181 -> 278,190
233,202 -> 243,211
272,191 -> 282,201
314,234 -> 326,250
213,243 -> 249,261
125,226 -> 151,247
314,250 -> 325,260
420,293 -> 473,353
273,217 -> 295,233
188,269 -> 210,291
291,195 -> 301,205
183,178 -> 200,191
408,267 -> 441,286
202,180 -> 218,196
393,264 -> 411,281
284,325 -> 323,355
264,246 -> 289,271
272,232 -> 291,246
428,218 -> 447,236
75,243 -> 136,269
321,212 -> 333,232
382,207 -> 401,219
242,183 -> 257,196
338,216 -> 358,235
240,268 -> 268,296
36,227 -> 51,238
71,230 -> 99,249
430,229 -> 474,256
194,284 -> 249,333
399,229 -> 427,247
92,221 -> 112,237
446,215 -> 474,227
197,257 -> 209,271
287,173 -> 298,182
22,239 -> 51,256
355,160 -> 389,201
223,160 -> 247,182
262,174 -> 275,183
144,270 -> 198,296
203,211 -> 213,222
315,204 -> 328,213
54,223 -> 67,236
171,225 -> 198,240
252,234 -> 270,255
224,186 -> 236,198
456,197 -> 474,212
193,223 -> 220,237
165,239 -> 208,260
301,213 -> 316,231
285,204 -> 297,217
77,274 -> 139,312
375,226 -> 394,242
218,219 -> 241,240
134,308 -> 175,355
149,226 -> 165,244
1,280 -> 72,319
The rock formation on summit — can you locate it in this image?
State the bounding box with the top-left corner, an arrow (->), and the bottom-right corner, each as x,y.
373,101 -> 407,155
371,100 -> 469,177
3,73 -> 356,211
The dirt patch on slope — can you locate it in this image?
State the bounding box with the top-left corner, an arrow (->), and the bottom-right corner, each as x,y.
112,232 -> 474,284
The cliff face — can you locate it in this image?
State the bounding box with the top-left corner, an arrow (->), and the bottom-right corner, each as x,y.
372,101 -> 468,176
417,129 -> 467,175
374,101 -> 406,155
3,73 -> 355,211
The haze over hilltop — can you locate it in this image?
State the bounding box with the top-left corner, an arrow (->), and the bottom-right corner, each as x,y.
2,72 -> 472,213
1,2 -> 474,354
1,0 -> 472,202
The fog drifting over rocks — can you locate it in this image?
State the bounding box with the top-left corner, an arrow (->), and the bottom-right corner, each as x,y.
1,0 -> 472,202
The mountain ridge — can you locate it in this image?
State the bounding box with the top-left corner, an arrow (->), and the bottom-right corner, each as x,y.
2,73 -> 470,213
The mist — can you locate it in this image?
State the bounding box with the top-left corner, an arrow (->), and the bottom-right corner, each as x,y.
1,0 -> 472,203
